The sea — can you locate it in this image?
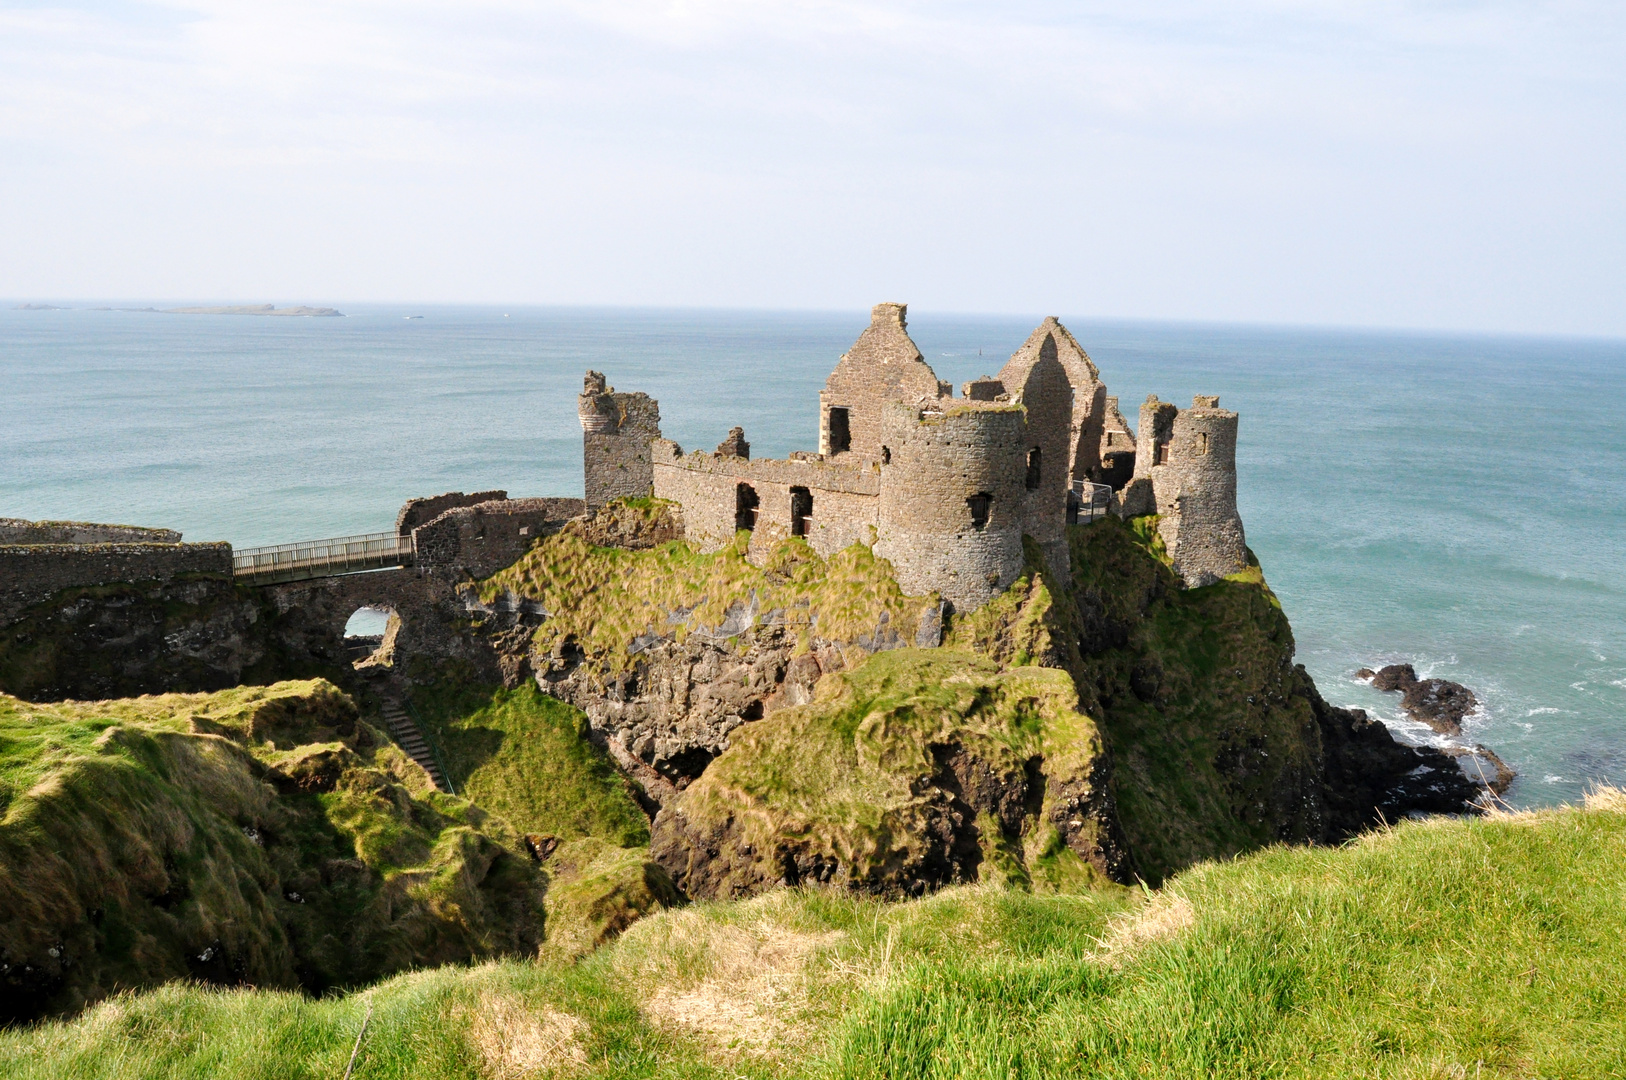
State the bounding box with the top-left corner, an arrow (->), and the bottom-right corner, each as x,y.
3,304 -> 1623,807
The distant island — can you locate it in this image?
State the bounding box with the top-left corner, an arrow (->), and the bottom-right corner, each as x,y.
162,304 -> 344,317
12,303 -> 344,316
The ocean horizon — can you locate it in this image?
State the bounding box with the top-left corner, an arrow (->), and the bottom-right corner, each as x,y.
5,302 -> 1623,810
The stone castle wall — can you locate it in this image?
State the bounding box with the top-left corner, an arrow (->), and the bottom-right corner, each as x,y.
395,491 -> 507,535
818,303 -> 948,458
651,440 -> 879,558
0,542 -> 233,624
579,371 -> 662,510
996,331 -> 1075,580
1117,395 -> 1246,587
875,402 -> 1029,611
0,519 -> 183,545
412,497 -> 586,578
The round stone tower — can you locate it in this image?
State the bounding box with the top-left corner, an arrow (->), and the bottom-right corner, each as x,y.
1154,396 -> 1246,587
874,401 -> 1028,611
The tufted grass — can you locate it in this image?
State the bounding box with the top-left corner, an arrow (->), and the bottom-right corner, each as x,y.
8,793 -> 1626,1077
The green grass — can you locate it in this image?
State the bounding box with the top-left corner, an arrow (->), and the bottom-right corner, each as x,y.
409,681 -> 649,847
8,794 -> 1625,1078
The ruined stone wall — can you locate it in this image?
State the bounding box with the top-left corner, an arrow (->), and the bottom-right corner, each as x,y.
1153,398 -> 1247,587
411,497 -> 585,578
1115,395 -> 1246,587
0,519 -> 184,545
1006,318 -> 1107,489
818,303 -> 948,459
1097,396 -> 1137,490
579,371 -> 662,510
395,491 -> 507,536
875,402 -> 1028,611
650,440 -> 879,559
0,542 -> 233,625
995,332 -> 1074,581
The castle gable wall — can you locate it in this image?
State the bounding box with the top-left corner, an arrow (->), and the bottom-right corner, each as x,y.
996,331 -> 1074,580
1009,318 -> 1107,487
819,303 -> 947,459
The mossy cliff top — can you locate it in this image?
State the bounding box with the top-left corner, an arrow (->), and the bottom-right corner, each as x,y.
480,529 -> 931,680
0,680 -> 548,1024
650,648 -> 1126,900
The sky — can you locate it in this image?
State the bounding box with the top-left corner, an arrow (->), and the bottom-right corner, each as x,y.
1,1 -> 1623,335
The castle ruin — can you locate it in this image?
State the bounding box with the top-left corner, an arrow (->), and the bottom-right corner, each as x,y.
580,302 -> 1249,609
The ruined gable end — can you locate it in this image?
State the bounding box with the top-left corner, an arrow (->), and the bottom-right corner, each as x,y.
579,370 -> 663,511
819,302 -> 948,459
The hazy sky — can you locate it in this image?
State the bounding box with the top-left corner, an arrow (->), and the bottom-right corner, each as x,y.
2,2 -> 1623,334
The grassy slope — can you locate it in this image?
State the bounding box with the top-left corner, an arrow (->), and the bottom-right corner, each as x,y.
7,793 -> 1623,1078
1065,517 -> 1328,881
409,681 -> 649,846
654,648 -> 1110,897
0,682 -> 546,1022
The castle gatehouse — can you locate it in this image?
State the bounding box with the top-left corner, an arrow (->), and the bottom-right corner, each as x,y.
580,302 -> 1248,610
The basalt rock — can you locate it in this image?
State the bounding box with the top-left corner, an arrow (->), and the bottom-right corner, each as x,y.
1357,663 -> 1480,736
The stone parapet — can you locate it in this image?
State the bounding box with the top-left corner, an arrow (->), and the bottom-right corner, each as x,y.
0,542 -> 233,625
0,519 -> 183,545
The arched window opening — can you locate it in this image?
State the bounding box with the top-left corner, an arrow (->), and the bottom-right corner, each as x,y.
880,445 -> 891,465
735,483 -> 760,532
967,493 -> 992,531
827,408 -> 851,454
344,605 -> 399,670
1025,447 -> 1042,490
791,486 -> 814,537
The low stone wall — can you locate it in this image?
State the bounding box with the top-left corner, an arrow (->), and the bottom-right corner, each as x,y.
0,542 -> 233,625
0,519 -> 183,545
412,497 -> 585,578
394,491 -> 508,536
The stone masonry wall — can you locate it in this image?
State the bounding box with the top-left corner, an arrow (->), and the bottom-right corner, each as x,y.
580,371 -> 662,510
996,331 -> 1074,581
818,303 -> 948,459
1005,318 -> 1107,489
875,402 -> 1028,611
395,491 -> 507,535
651,440 -> 879,559
411,497 -> 586,579
0,542 -> 233,625
0,519 -> 183,545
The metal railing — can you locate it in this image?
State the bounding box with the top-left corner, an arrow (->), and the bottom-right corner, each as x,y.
233,532 -> 414,584
1072,481 -> 1113,523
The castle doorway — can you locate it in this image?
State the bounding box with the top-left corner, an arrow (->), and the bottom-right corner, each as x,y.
344,605 -> 400,669
735,483 -> 760,532
1025,447 -> 1042,490
790,487 -> 813,537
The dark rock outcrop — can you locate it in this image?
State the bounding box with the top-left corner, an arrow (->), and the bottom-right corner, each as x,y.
1357,663 -> 1480,735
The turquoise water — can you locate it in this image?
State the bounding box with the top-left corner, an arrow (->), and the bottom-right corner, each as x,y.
4,304 -> 1623,806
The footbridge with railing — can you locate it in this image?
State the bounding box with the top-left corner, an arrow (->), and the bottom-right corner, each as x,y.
232,532 -> 415,585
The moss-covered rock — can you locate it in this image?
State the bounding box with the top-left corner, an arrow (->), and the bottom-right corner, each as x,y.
648,649 -> 1128,900
0,680 -> 546,1024
540,837 -> 681,961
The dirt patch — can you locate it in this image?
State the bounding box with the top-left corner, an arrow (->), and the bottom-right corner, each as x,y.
625,910 -> 843,1057
465,990 -> 587,1078
1094,892 -> 1195,967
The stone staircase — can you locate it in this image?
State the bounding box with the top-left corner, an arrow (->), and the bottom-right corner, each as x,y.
379,697 -> 452,793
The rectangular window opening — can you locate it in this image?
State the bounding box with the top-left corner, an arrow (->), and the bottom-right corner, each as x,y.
790,486 -> 814,537
967,492 -> 992,530
735,483 -> 759,532
827,407 -> 852,454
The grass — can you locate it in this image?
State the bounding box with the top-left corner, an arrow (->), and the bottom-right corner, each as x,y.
7,792 -> 1625,1077
479,530 -> 932,682
409,681 -> 650,847
0,681 -> 546,1022
655,647 -> 1111,898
